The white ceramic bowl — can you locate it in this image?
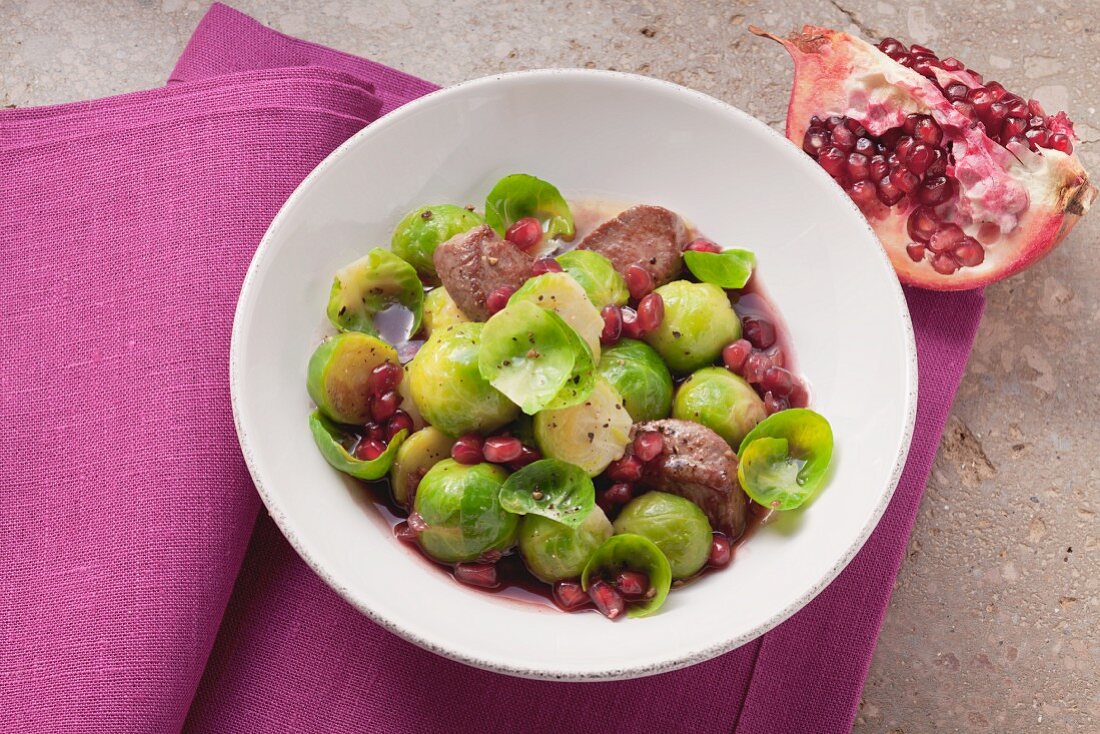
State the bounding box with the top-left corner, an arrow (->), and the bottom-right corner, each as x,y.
231,69 -> 917,680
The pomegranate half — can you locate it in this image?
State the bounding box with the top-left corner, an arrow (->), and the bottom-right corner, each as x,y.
752,25 -> 1095,290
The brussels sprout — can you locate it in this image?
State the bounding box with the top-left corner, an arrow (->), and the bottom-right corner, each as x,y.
737,409 -> 834,511
391,204 -> 485,280
597,339 -> 674,422
484,173 -> 574,241
673,367 -> 766,447
326,248 -> 423,337
581,533 -> 672,618
414,459 -> 518,563
613,491 -> 712,579
555,250 -> 629,308
682,248 -> 756,289
509,272 -> 603,360
407,323 -> 519,436
519,507 -> 613,582
534,377 -> 632,477
479,301 -> 594,415
643,280 -> 741,373
309,410 -> 407,481
422,287 -> 470,337
390,426 -> 455,506
499,459 -> 595,528
307,332 -> 399,424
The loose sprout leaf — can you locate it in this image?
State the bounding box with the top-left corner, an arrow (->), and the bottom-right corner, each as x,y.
484,173 -> 575,241
309,410 -> 406,481
555,250 -> 629,308
510,272 -> 603,360
581,533 -> 673,618
326,248 -> 424,337
478,301 -> 581,415
683,249 -> 756,289
499,459 -> 596,528
736,408 -> 834,511
541,308 -> 596,411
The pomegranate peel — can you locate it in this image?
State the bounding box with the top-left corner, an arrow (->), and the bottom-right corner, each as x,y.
751,24 -> 1095,290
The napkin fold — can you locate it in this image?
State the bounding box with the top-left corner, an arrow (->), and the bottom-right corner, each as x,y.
0,5 -> 985,733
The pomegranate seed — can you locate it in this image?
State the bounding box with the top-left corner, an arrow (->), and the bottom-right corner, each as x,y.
742,317 -> 776,349
354,438 -> 386,461
553,580 -> 589,610
454,563 -> 498,588
940,57 -> 964,71
1005,99 -> 1029,119
588,580 -> 626,620
600,304 -> 623,345
977,222 -> 1002,244
394,521 -> 418,542
1049,133 -> 1072,154
615,570 -> 650,598
743,351 -> 772,384
598,482 -> 634,513
986,81 -> 1006,101
685,238 -> 722,253
761,366 -> 794,396
531,258 -> 562,276
708,535 -> 733,568
913,117 -> 943,146
625,264 -> 654,300
854,137 -> 876,156
817,146 -> 847,177
722,339 -> 753,373
1025,128 -> 1050,148
912,57 -> 939,78
944,83 -> 968,101
895,135 -> 916,161
763,391 -> 790,415
508,445 -> 541,470
825,115 -> 845,129
620,306 -> 644,339
889,51 -> 912,66
505,217 -> 543,251
967,87 -> 995,115
909,43 -> 935,55
633,431 -> 665,462
918,176 -> 953,206
952,100 -> 975,118
983,102 -> 1008,137
486,285 -> 516,315
845,118 -> 867,135
830,125 -> 855,152
847,181 -> 877,208
931,252 -> 960,275
363,421 -> 384,441
636,293 -> 664,333
906,143 -> 935,175
802,128 -> 830,156
385,410 -> 414,440
1028,98 -> 1047,117
877,37 -> 905,55
367,361 -> 402,396
906,242 -> 926,262
907,206 -> 940,242
928,224 -> 965,253
846,152 -> 870,181
407,512 -> 428,532
954,237 -> 985,267
788,380 -> 810,408
925,149 -> 947,177
764,345 -> 785,368
876,176 -> 904,206
889,167 -> 919,194
483,436 -> 523,464
451,434 -> 484,465
371,390 -> 400,422
606,455 -> 643,483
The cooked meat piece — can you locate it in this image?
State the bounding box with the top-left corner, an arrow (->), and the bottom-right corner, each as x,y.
578,205 -> 688,287
631,419 -> 749,539
432,225 -> 534,320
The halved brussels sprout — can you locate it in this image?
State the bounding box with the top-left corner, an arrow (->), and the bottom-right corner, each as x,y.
509,272 -> 603,360
643,280 -> 741,373
499,459 -> 595,528
309,410 -> 406,481
479,301 -> 594,415
307,332 -> 399,424
612,491 -> 712,579
737,409 -> 834,511
326,248 -> 423,337
407,323 -> 519,437
673,367 -> 766,448
682,248 -> 756,289
555,250 -> 629,308
422,287 -> 470,337
414,459 -> 518,563
518,507 -> 613,583
391,204 -> 485,280
581,533 -> 672,618
597,339 -> 674,422
534,377 -> 632,477
390,426 -> 455,507
484,173 -> 574,241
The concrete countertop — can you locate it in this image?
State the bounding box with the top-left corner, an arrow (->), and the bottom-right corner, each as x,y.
2,1 -> 1096,731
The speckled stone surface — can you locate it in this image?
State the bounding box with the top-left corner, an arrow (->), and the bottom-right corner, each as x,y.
3,1 -> 1096,731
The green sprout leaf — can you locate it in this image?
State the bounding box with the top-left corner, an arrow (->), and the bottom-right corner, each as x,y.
499,458 -> 596,528
326,248 -> 424,338
736,408 -> 833,511
309,410 -> 407,481
682,249 -> 756,289
582,533 -> 673,618
484,173 -> 575,241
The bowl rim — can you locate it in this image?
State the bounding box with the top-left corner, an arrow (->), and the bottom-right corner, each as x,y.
229,67 -> 919,681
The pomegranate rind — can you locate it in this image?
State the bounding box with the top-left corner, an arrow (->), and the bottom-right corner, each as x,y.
752,24 -> 1095,290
